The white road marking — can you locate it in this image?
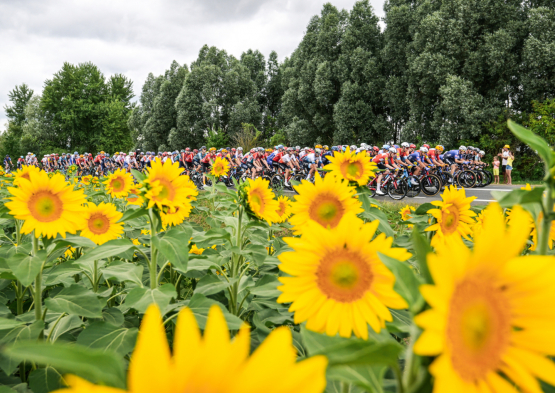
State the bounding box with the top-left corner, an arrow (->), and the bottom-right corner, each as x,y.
474,199 -> 496,202
467,188 -> 514,192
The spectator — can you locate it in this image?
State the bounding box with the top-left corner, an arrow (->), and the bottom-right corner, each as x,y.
498,145 -> 511,183
493,156 -> 500,184
505,150 -> 514,185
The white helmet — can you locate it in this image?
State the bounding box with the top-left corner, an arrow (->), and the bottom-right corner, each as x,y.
479,150 -> 485,155
401,142 -> 409,148
389,147 -> 397,153
420,146 -> 429,153
350,145 -> 357,150
237,147 -> 243,151
459,145 -> 467,151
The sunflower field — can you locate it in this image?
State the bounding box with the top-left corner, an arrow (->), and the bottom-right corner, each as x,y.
0,120 -> 554,393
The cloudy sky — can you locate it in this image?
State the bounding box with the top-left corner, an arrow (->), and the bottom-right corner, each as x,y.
0,0 -> 386,126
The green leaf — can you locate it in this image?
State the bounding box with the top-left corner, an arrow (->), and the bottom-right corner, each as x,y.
0,318 -> 25,330
77,239 -> 136,266
45,314 -> 83,342
243,243 -> 268,266
57,234 -> 96,249
76,322 -> 138,356
378,253 -> 423,313
117,207 -> 148,223
249,275 -> 282,298
301,326 -> 402,367
130,168 -> 145,182
411,228 -> 433,285
508,119 -> 554,169
45,285 -> 106,318
414,203 -> 435,215
151,227 -> 192,273
0,321 -> 45,376
493,188 -> 544,208
327,365 -> 387,393
360,209 -> 395,237
102,308 -> 125,327
6,250 -> 47,287
194,274 -> 235,296
124,283 -> 176,314
4,341 -> 125,388
386,309 -> 412,333
101,260 -> 144,286
186,293 -> 243,330
28,367 -> 64,393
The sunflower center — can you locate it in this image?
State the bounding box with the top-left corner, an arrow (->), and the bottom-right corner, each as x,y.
277,202 -> 286,216
309,195 -> 345,228
440,206 -> 460,235
110,178 -> 124,192
28,191 -> 63,222
88,213 -> 110,235
341,161 -> 363,179
316,249 -> 372,302
447,278 -> 511,382
22,173 -> 30,181
250,190 -> 266,213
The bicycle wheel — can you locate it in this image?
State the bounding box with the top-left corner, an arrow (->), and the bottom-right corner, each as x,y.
406,176 -> 421,197
457,170 -> 477,188
366,177 -> 377,198
386,179 -> 408,200
474,171 -> 485,188
270,174 -> 283,192
483,170 -> 493,186
420,174 -> 441,196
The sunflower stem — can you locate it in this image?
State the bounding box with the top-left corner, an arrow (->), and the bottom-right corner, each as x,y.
341,382 -> 351,393
32,234 -> 42,322
92,260 -> 98,292
229,206 -> 243,316
149,209 -> 158,289
402,323 -> 421,389
393,363 -> 405,393
538,189 -> 553,255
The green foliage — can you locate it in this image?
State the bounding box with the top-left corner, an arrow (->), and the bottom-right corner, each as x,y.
206,128 -> 229,149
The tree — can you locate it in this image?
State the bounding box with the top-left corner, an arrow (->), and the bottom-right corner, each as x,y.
1,84 -> 34,159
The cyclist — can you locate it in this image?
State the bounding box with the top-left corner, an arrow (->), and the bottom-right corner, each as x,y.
443,146 -> 468,177
372,147 -> 399,196
3,155 -> 12,172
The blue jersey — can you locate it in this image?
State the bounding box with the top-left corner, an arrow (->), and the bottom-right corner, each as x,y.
407,152 -> 422,163
443,150 -> 460,160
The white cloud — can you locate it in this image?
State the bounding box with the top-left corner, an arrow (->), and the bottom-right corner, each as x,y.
0,0 -> 385,124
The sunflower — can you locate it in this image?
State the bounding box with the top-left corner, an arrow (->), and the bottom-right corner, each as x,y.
13,165 -> 41,186
161,205 -> 190,228
80,202 -> 124,245
471,208 -> 492,239
290,174 -> 362,234
507,206 -> 555,251
244,177 -> 280,224
80,175 -> 93,185
399,205 -> 415,228
52,305 -> 327,393
103,169 -> 134,198
275,196 -> 292,223
278,214 -> 410,339
414,203 -> 555,393
324,146 -> 377,186
189,244 -> 205,255
143,159 -> 197,211
211,156 -> 230,177
64,246 -> 76,259
426,186 -> 476,247
6,171 -> 86,238
67,164 -> 77,174
126,186 -> 144,207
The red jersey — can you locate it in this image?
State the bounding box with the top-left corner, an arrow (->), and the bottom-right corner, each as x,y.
373,153 -> 392,165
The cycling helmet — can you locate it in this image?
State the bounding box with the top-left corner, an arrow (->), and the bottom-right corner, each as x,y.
423,144 -> 430,149
209,147 -> 216,152
459,145 -> 467,151
180,149 -> 185,153
409,144 -> 416,149
467,146 -> 474,151
287,147 -> 293,152
266,148 -> 273,152
435,145 -> 444,152
193,149 -> 198,154
277,145 -> 284,149
201,146 -> 206,150
258,147 -> 264,152
315,148 -> 321,154
20,156 -> 23,159
185,148 -> 190,152
388,147 -> 397,154
401,142 -> 410,148
393,145 -> 399,149
250,148 -> 255,153
373,146 -> 379,152
80,154 -> 84,158
237,147 -> 243,151
315,144 -> 322,149
382,144 -> 390,149
295,146 -> 300,150
231,148 -> 236,152
350,145 -> 357,150
222,149 -> 228,153
332,146 -> 339,151
323,145 -> 329,151
420,146 -> 428,153
479,150 -> 485,155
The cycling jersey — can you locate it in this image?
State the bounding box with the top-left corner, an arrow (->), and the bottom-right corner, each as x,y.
443,150 -> 460,160
407,152 -> 422,164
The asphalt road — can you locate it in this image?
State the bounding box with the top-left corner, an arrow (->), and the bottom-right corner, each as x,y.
370,184 -> 522,205
281,184 -> 522,205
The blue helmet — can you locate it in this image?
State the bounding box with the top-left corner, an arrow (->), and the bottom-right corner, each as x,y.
331,146 -> 339,151
394,145 -> 399,149
382,144 -> 390,150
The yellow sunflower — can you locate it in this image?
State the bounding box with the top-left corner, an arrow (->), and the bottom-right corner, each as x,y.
324,146 -> 377,186
278,214 -> 410,339
399,205 -> 415,228
13,165 -> 41,186
81,175 -> 93,185
414,203 -> 555,393
52,305 -> 327,393
290,174 -> 362,234
275,196 -> 292,223
211,156 -> 230,177
103,169 -> 134,198
80,202 -> 124,245
244,177 -> 280,224
126,186 -> 144,207
161,205 -> 189,228
143,159 -> 198,211
426,186 -> 476,247
64,246 -> 76,259
6,171 -> 86,238
507,206 -> 555,251
189,244 -> 205,255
